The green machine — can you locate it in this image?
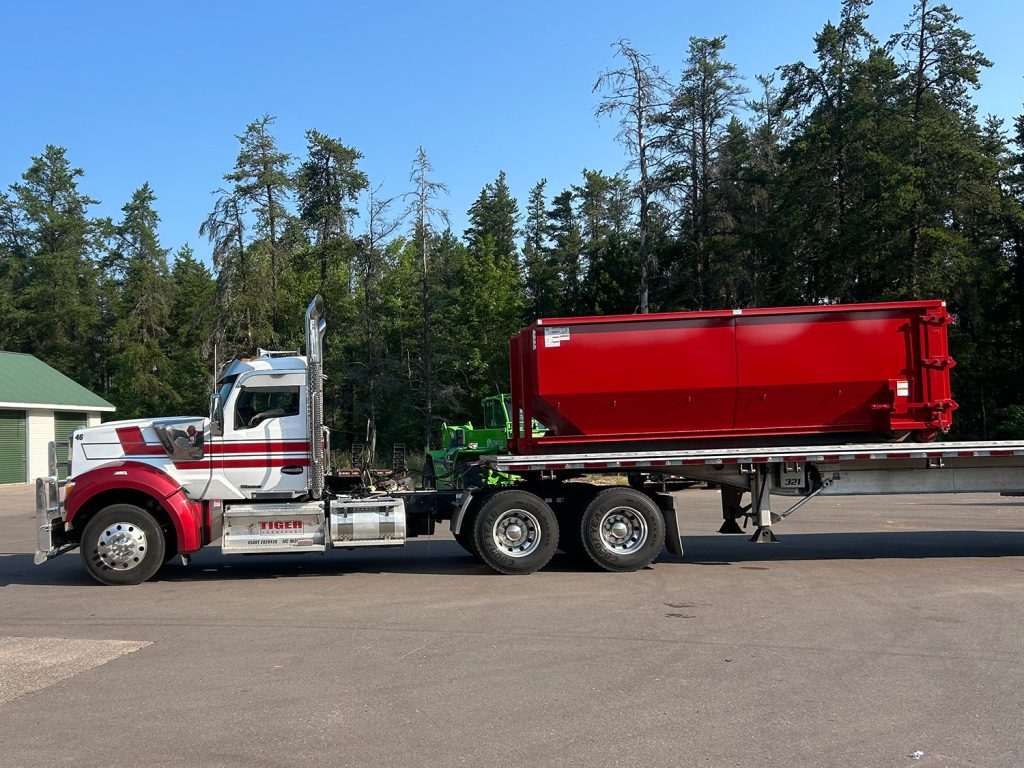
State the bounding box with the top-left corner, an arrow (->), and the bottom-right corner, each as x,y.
424,395 -> 545,490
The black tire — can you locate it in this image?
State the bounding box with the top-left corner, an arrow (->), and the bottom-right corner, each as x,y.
80,504 -> 166,585
453,509 -> 479,557
472,490 -> 558,575
579,487 -> 665,572
627,472 -> 646,489
162,523 -> 179,563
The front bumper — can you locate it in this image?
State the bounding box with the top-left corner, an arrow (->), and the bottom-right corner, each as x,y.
34,476 -> 75,565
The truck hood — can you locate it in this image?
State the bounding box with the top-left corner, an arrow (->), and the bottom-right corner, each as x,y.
85,416 -> 204,431
71,416 -> 209,468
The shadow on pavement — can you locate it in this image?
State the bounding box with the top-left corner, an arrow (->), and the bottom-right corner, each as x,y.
677,529 -> 1024,564
0,540 -> 489,587
1,530 -> 1023,586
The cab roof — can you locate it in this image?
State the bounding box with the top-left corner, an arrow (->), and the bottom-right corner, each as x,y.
220,354 -> 307,380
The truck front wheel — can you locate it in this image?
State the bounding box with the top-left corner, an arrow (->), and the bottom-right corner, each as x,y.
472,491 -> 558,575
580,488 -> 665,572
80,504 -> 166,586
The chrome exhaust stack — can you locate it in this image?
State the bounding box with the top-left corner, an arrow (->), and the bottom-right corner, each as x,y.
306,295 -> 328,499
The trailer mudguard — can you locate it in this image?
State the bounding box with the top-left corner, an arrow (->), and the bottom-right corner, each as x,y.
65,461 -> 203,553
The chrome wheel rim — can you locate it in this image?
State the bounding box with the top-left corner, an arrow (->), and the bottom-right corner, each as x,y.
93,522 -> 148,571
598,506 -> 648,555
492,509 -> 541,557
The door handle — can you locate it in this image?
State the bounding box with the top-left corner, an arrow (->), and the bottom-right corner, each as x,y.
281,465 -> 305,475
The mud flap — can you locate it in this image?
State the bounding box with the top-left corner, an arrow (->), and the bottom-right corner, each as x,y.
650,492 -> 683,557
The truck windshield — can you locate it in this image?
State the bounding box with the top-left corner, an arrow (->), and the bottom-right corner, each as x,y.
217,375 -> 238,404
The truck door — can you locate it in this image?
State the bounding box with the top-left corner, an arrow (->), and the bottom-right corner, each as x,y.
215,371 -> 309,499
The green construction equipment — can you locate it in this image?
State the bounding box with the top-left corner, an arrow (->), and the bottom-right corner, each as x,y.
424,395 -> 545,490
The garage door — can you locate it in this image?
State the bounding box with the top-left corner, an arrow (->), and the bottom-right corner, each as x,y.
55,412 -> 88,481
0,410 -> 27,484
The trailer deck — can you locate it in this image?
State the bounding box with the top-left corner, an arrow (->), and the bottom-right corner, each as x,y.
484,440 -> 1024,544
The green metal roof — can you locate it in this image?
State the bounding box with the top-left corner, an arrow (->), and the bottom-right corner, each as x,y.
0,352 -> 115,411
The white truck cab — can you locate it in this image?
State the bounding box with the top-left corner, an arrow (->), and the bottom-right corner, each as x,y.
208,354 -> 311,501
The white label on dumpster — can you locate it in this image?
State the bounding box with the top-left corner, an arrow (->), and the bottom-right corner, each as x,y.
544,327 -> 571,348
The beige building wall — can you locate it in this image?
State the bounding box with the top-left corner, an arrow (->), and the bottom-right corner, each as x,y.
25,410 -> 55,482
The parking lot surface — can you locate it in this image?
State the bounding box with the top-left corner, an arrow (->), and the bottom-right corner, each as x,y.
1,482 -> 1022,767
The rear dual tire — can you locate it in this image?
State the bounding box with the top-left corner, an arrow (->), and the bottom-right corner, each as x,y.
472,490 -> 558,575
463,487 -> 664,574
579,487 -> 665,572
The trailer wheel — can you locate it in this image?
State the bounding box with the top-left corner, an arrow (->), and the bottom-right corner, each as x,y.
580,488 -> 665,572
473,490 -> 558,575
80,504 -> 166,585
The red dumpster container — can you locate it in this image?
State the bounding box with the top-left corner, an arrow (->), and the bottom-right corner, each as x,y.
508,300 -> 957,454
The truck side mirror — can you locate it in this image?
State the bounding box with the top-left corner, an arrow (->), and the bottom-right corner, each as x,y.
154,419 -> 206,460
209,393 -> 224,436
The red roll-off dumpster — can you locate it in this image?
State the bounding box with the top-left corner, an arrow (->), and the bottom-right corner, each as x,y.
508,300 -> 957,454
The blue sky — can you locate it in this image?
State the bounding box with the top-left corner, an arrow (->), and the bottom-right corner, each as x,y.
2,0 -> 1022,266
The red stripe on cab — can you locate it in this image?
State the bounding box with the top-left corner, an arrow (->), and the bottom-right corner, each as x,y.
115,427 -> 165,456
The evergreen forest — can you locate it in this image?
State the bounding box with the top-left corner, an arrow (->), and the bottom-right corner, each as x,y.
4,0 -> 1024,455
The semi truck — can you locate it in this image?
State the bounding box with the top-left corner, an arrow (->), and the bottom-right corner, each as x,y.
34,296 -> 1024,585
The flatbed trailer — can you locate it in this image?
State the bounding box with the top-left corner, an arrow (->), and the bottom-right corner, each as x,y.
478,439 -> 1024,549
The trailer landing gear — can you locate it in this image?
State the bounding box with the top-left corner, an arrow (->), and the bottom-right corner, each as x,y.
718,486 -> 746,534
717,470 -> 780,543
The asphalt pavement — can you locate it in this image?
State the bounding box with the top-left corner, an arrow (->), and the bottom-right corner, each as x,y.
1,482 -> 1022,767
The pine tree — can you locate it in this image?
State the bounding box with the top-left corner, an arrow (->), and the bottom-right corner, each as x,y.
0,191 -> 28,350
296,130 -> 368,288
165,244 -> 217,415
6,146 -> 103,389
659,35 -> 748,309
465,170 -> 520,264
889,0 -> 992,296
106,184 -> 174,418
547,189 -> 584,314
779,0 -> 881,302
225,115 -> 294,326
576,170 -> 637,314
200,187 -> 265,349
522,179 -> 560,319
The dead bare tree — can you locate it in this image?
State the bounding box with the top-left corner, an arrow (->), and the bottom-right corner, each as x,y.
404,147 -> 449,451
355,183 -> 401,457
594,39 -> 669,313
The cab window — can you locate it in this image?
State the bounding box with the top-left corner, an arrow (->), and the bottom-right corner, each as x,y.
483,399 -> 505,429
234,386 -> 301,429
